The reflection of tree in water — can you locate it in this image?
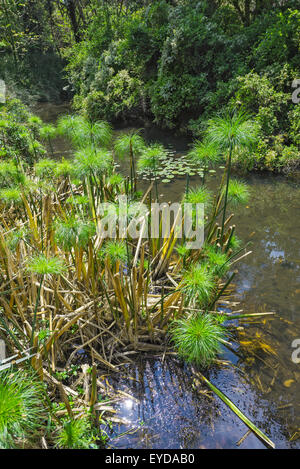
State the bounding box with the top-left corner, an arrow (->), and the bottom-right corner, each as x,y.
109,357 -> 222,449
108,355 -> 300,448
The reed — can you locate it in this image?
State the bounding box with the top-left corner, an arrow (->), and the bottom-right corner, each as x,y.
0,135 -> 241,370
0,109 -> 274,449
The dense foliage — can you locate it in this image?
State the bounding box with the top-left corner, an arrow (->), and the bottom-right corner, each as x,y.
0,98 -> 47,164
0,101 -> 268,448
64,0 -> 299,172
0,0 -> 299,171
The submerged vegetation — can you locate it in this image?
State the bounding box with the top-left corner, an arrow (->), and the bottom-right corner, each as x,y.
0,96 -> 277,448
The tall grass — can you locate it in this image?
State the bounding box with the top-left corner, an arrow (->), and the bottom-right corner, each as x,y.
0,368 -> 46,448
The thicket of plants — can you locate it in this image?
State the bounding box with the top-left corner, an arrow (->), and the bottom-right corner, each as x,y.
0,0 -> 67,102
1,1 -> 299,172
0,97 -> 276,448
63,0 -> 299,172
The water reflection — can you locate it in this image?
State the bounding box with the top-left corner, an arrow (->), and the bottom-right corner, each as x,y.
107,357 -> 294,449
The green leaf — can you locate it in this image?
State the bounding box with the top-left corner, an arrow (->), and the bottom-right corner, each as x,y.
198,373 -> 275,449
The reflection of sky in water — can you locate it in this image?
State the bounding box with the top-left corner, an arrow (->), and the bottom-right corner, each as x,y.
269,250 -> 285,259
264,240 -> 285,260
107,358 -> 296,449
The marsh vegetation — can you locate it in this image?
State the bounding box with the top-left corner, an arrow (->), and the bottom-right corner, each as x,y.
0,98 -> 277,448
0,0 -> 299,451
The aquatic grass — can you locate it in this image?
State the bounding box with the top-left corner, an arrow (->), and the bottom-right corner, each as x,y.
54,418 -> 92,449
176,243 -> 190,262
227,234 -> 241,251
28,115 -> 42,129
137,145 -> 160,169
206,111 -> 259,152
39,124 -> 56,156
54,217 -> 96,251
57,114 -> 81,140
181,263 -> 215,307
108,174 -> 124,187
170,313 -> 225,367
89,120 -> 113,148
114,132 -> 145,160
103,240 -> 127,266
115,132 -> 145,194
66,195 -> 90,206
57,115 -> 112,149
182,186 -> 212,209
39,124 -> 56,141
204,244 -> 230,277
0,187 -> 22,205
74,147 -> 113,180
138,144 -> 167,200
226,179 -> 250,206
27,254 -> 66,276
34,158 -> 56,179
181,186 -> 212,234
27,254 -> 67,347
0,368 -> 46,448
206,110 -> 258,244
54,158 -> 75,178
188,139 -> 221,184
189,139 -> 221,163
0,160 -> 25,188
5,228 -> 29,251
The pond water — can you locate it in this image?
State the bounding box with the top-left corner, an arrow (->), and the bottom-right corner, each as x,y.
34,103 -> 300,449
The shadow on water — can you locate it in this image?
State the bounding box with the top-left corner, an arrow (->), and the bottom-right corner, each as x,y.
105,355 -> 292,449
35,103 -> 300,449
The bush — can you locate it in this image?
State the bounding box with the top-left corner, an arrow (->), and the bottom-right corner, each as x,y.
56,1 -> 300,172
0,98 -> 46,164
